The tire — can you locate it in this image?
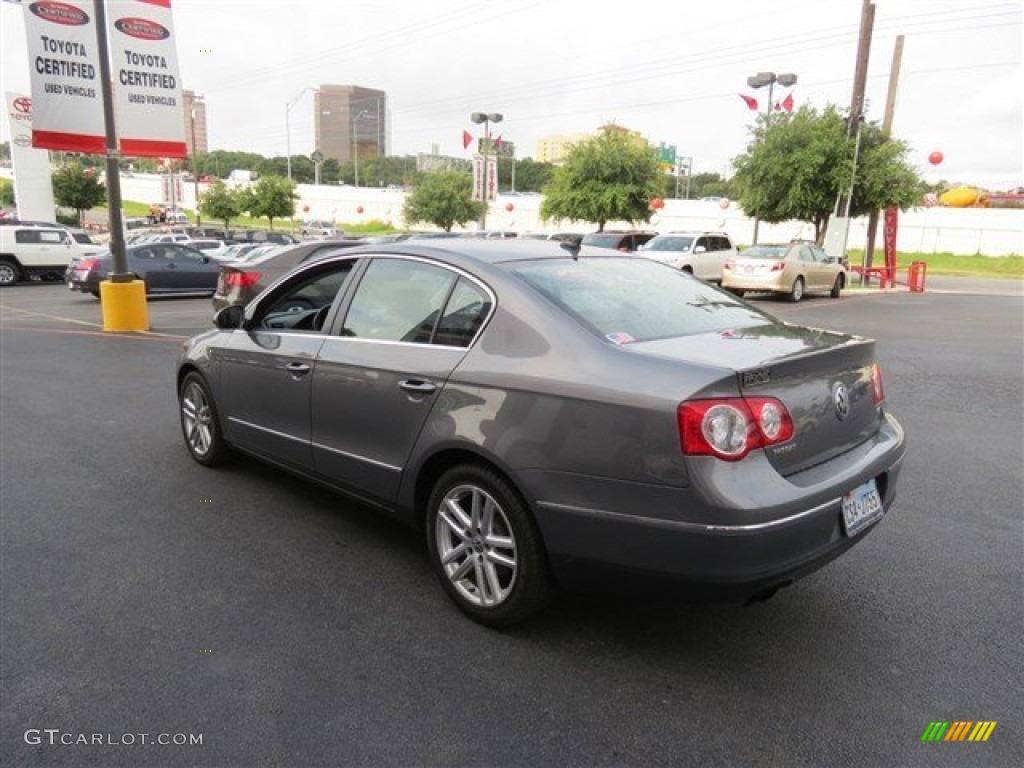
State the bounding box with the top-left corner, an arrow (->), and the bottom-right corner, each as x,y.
727,288 -> 746,298
830,274 -> 844,298
0,259 -> 20,287
179,371 -> 232,467
681,266 -> 694,275
788,276 -> 805,303
426,464 -> 553,627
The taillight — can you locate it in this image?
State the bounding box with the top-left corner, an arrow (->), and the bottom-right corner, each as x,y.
678,397 -> 794,461
771,261 -> 786,271
223,270 -> 262,288
723,259 -> 735,270
79,258 -> 98,271
870,362 -> 885,404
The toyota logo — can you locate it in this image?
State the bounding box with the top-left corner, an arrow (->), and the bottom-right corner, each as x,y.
832,382 -> 850,420
13,97 -> 32,114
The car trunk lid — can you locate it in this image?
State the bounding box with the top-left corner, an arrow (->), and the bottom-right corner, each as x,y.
629,323 -> 882,475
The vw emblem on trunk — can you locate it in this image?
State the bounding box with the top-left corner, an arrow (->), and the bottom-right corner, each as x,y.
832,382 -> 850,420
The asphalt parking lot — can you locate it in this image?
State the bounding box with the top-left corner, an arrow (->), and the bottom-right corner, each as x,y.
2,281 -> 1022,767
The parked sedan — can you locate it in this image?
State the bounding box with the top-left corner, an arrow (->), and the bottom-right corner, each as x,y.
69,242 -> 221,297
178,240 -> 905,627
722,242 -> 847,301
212,238 -> 366,310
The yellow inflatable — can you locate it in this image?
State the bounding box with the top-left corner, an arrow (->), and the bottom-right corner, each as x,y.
939,187 -> 982,207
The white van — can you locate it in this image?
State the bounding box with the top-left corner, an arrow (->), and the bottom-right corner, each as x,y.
0,224 -> 106,286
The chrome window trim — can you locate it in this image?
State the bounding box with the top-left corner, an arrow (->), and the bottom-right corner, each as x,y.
536,497 -> 841,536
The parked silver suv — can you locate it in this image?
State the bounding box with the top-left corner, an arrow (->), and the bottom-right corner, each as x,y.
638,231 -> 737,283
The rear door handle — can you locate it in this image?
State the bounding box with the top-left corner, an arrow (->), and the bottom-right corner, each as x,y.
399,379 -> 437,395
284,362 -> 311,377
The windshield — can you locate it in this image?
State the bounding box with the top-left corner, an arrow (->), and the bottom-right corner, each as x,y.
643,236 -> 694,252
740,245 -> 789,259
509,258 -> 771,343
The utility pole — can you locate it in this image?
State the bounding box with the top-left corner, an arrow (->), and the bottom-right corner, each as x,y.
864,35 -> 904,269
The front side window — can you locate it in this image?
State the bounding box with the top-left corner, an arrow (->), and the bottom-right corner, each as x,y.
257,262 -> 355,333
342,258 -> 456,344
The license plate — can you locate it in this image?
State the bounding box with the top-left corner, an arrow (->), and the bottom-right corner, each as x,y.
842,478 -> 884,537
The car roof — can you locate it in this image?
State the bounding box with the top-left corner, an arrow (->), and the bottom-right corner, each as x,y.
331,237 -> 613,268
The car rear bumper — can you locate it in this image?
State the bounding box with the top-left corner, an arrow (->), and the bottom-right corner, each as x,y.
521,413 -> 905,599
722,271 -> 789,291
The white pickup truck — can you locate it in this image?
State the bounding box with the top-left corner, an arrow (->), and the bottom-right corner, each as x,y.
0,223 -> 106,286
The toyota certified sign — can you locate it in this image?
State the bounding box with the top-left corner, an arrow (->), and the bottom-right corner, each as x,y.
114,17 -> 170,41
28,1 -> 89,26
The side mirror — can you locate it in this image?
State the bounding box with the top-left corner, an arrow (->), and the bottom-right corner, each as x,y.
214,304 -> 246,330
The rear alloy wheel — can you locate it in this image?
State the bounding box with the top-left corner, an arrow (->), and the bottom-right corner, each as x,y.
0,259 -> 20,287
179,371 -> 232,466
789,276 -> 805,303
830,274 -> 844,298
427,464 -> 552,627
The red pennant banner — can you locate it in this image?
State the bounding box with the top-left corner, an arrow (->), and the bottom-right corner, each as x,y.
739,93 -> 758,111
462,130 -> 473,150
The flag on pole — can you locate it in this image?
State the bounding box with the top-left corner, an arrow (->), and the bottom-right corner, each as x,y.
739,93 -> 758,111
781,92 -> 795,112
462,130 -> 473,150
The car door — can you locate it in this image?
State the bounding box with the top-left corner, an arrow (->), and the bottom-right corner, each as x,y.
218,260 -> 358,471
691,236 -> 713,279
311,256 -> 492,505
129,245 -> 174,290
165,244 -> 218,292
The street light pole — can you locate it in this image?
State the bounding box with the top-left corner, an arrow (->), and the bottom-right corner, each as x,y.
470,111 -> 503,231
285,87 -> 316,182
746,71 -> 797,244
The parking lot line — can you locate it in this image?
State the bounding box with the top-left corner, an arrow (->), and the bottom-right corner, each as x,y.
0,305 -> 187,339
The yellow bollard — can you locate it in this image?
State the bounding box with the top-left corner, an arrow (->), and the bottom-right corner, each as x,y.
100,280 -> 150,332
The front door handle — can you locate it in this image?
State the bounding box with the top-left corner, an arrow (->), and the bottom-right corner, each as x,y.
399,379 -> 437,395
284,362 -> 311,377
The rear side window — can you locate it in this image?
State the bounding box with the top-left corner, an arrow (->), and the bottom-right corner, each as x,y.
15,230 -> 41,244
343,258 -> 456,344
433,278 -> 491,348
510,258 -> 769,343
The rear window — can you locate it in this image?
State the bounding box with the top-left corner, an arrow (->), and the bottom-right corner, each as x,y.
741,245 -> 789,259
509,258 -> 770,343
581,234 -> 624,249
644,236 -> 694,252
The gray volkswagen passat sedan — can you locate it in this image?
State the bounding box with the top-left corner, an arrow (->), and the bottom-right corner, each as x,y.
177,240 -> 906,626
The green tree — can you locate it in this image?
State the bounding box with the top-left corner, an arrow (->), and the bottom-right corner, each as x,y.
402,171 -> 483,232
0,177 -> 14,208
509,158 -> 554,193
199,180 -> 241,230
51,162 -> 106,225
731,105 -> 923,243
540,128 -> 663,231
245,176 -> 298,230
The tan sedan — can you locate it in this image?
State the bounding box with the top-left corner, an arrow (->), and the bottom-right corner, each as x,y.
722,243 -> 847,302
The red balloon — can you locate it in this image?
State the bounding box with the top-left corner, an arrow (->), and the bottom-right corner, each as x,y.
302,204 -> 310,213
649,197 -> 664,210
356,206 -> 364,214
928,151 -> 944,166
505,202 -> 514,212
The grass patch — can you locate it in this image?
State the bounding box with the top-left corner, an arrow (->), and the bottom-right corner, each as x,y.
847,249 -> 1023,279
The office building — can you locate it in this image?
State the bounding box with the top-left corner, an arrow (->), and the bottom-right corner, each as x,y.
315,85 -> 387,164
182,90 -> 208,155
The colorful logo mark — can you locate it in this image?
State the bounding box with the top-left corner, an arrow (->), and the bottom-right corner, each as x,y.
921,721 -> 997,742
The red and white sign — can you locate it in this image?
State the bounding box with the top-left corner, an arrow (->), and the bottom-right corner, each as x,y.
5,91 -> 58,221
20,0 -> 186,158
472,154 -> 497,202
22,0 -> 106,153
107,0 -> 186,158
883,207 -> 898,274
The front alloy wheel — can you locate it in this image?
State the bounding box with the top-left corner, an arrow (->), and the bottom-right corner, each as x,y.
179,372 -> 231,466
427,465 -> 552,626
0,260 -> 20,287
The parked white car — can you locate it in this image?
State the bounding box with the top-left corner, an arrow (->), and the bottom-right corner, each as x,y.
0,223 -> 106,286
637,231 -> 737,283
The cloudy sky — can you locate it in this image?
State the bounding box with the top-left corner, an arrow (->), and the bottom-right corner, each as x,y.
2,0 -> 1021,189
